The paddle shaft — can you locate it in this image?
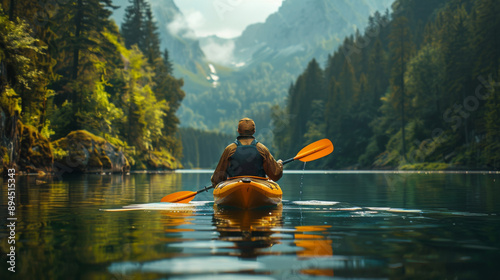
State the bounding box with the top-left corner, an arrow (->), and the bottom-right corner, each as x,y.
171,185 -> 213,203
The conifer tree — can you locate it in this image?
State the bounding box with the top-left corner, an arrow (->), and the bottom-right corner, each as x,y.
442,5 -> 472,145
338,60 -> 358,108
367,39 -> 388,104
121,0 -> 161,64
68,0 -> 116,80
121,0 -> 146,50
472,0 -> 500,79
388,15 -> 412,162
484,82 -> 500,169
287,59 -> 324,153
163,49 -> 174,75
143,4 -> 161,64
325,77 -> 342,149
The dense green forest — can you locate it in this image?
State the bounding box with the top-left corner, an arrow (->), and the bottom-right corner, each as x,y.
178,127 -> 233,169
1,0 -> 499,172
0,0 -> 184,172
273,0 -> 500,170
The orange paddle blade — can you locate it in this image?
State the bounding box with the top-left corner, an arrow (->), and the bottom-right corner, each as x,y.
294,139 -> 334,162
160,191 -> 197,203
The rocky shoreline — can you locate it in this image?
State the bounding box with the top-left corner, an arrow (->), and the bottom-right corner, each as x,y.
1,108 -> 181,177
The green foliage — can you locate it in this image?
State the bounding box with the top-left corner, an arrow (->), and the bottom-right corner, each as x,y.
0,10 -> 49,125
2,0 -> 499,171
121,0 -> 161,64
483,80 -> 500,169
0,11 -> 46,90
51,144 -> 68,161
40,120 -> 55,139
399,162 -> 450,170
303,100 -> 327,151
72,56 -> 124,138
103,30 -> 183,169
275,0 -> 499,170
1,2 -> 184,172
178,127 -> 233,169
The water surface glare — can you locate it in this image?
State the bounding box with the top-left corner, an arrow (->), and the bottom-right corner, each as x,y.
1,171 -> 499,279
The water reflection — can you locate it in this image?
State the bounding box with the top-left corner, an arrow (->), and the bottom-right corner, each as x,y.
213,206 -> 284,258
213,205 -> 335,276
1,172 -> 499,279
294,225 -> 334,277
117,204 -> 338,277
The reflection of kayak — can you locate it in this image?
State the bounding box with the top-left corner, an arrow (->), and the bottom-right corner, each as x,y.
213,176 -> 282,209
214,204 -> 283,231
214,205 -> 283,257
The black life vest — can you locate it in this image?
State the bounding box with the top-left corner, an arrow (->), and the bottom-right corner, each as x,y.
227,138 -> 266,178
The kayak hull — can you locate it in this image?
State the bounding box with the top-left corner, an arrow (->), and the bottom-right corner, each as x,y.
213,177 -> 282,209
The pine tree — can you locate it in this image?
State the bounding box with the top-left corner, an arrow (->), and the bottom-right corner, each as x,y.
442,4 -> 472,145
483,83 -> 500,169
121,0 -> 161,64
163,48 -> 174,75
406,45 -> 445,123
367,39 -> 388,105
472,0 -> 500,79
338,59 -> 359,108
288,59 -> 324,152
325,77 -> 342,159
121,0 -> 145,50
143,3 -> 161,64
388,15 -> 412,162
68,0 -> 116,80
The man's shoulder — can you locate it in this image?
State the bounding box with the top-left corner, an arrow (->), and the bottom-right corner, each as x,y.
225,142 -> 237,150
256,142 -> 270,152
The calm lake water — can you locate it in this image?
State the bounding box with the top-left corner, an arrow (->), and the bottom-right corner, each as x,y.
1,170 -> 499,279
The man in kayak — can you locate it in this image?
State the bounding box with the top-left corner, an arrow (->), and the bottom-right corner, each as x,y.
211,118 -> 283,186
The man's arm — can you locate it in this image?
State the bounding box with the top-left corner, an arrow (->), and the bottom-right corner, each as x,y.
211,144 -> 236,186
257,143 -> 283,181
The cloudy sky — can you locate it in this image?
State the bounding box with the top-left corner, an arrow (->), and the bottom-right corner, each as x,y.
170,0 -> 283,38
112,0 -> 283,39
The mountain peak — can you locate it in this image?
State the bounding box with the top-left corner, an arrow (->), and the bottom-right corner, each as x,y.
231,0 -> 393,64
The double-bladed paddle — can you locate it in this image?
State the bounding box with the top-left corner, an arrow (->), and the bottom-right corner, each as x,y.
160,138 -> 334,203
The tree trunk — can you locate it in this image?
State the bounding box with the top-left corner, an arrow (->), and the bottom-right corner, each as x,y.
9,0 -> 16,21
72,0 -> 83,80
400,30 -> 407,162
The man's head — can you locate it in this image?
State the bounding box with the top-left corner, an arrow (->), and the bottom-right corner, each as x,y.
238,118 -> 255,136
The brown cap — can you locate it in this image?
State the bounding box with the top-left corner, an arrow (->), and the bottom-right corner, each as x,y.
237,118 -> 255,136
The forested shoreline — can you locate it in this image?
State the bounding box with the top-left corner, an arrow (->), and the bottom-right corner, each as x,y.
178,127 -> 233,169
0,0 -> 184,174
1,0 -> 499,173
273,0 -> 499,170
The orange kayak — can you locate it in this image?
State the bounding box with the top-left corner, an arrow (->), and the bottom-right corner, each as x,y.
213,176 -> 282,209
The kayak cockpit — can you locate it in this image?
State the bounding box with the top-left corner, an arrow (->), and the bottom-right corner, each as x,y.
213,176 -> 282,209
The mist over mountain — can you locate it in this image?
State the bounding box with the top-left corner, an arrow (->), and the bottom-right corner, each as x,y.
231,0 -> 392,66
183,0 -> 394,134
111,0 -> 394,133
111,0 -> 207,73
